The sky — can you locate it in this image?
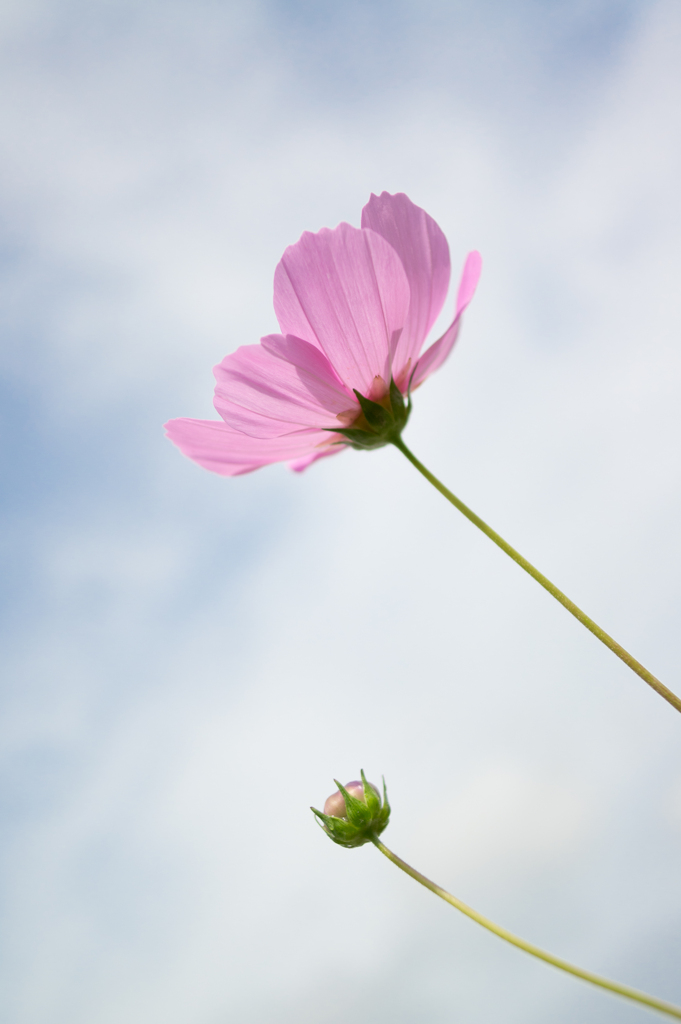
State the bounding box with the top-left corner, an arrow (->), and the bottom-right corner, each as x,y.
1,1 -> 681,1022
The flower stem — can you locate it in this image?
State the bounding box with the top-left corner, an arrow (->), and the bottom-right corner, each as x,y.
371,835 -> 681,1019
392,436 -> 681,714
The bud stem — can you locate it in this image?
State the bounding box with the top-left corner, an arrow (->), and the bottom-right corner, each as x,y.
391,436 -> 681,714
370,835 -> 681,1019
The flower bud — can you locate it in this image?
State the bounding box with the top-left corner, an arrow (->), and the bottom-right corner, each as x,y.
311,770 -> 390,848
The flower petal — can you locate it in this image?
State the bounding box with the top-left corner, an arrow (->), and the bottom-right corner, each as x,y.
164,417 -> 337,476
273,222 -> 410,395
361,192 -> 450,375
213,335 -> 357,438
455,249 -> 482,318
411,251 -> 482,389
409,319 -> 462,389
288,446 -> 344,473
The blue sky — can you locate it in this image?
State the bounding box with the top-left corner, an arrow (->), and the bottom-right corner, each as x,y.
1,2 -> 681,1022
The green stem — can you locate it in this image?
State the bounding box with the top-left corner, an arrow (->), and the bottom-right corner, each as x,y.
371,836 -> 681,1019
392,436 -> 681,714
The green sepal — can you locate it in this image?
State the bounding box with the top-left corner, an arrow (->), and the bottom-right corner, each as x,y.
361,769 -> 381,817
334,780 -> 373,828
310,806 -> 370,848
329,426 -> 391,450
322,377 -> 411,451
388,377 -> 410,431
380,776 -> 391,826
352,389 -> 392,430
312,809 -> 353,844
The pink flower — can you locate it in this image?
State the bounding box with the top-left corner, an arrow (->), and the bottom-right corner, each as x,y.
165,192 -> 481,476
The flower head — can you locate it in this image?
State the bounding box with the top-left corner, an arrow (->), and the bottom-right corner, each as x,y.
165,192 -> 481,475
311,771 -> 390,848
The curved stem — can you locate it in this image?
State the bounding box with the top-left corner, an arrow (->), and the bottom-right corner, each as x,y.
371,836 -> 681,1019
392,436 -> 681,714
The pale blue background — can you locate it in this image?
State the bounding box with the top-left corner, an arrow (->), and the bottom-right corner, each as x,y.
1,1 -> 680,1021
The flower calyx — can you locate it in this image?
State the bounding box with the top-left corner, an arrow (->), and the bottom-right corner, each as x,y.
331,378 -> 411,450
311,770 -> 390,848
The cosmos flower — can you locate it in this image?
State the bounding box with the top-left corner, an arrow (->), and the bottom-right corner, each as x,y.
165,192 -> 481,475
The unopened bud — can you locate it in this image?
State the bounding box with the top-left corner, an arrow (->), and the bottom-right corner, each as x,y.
311,770 -> 390,848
